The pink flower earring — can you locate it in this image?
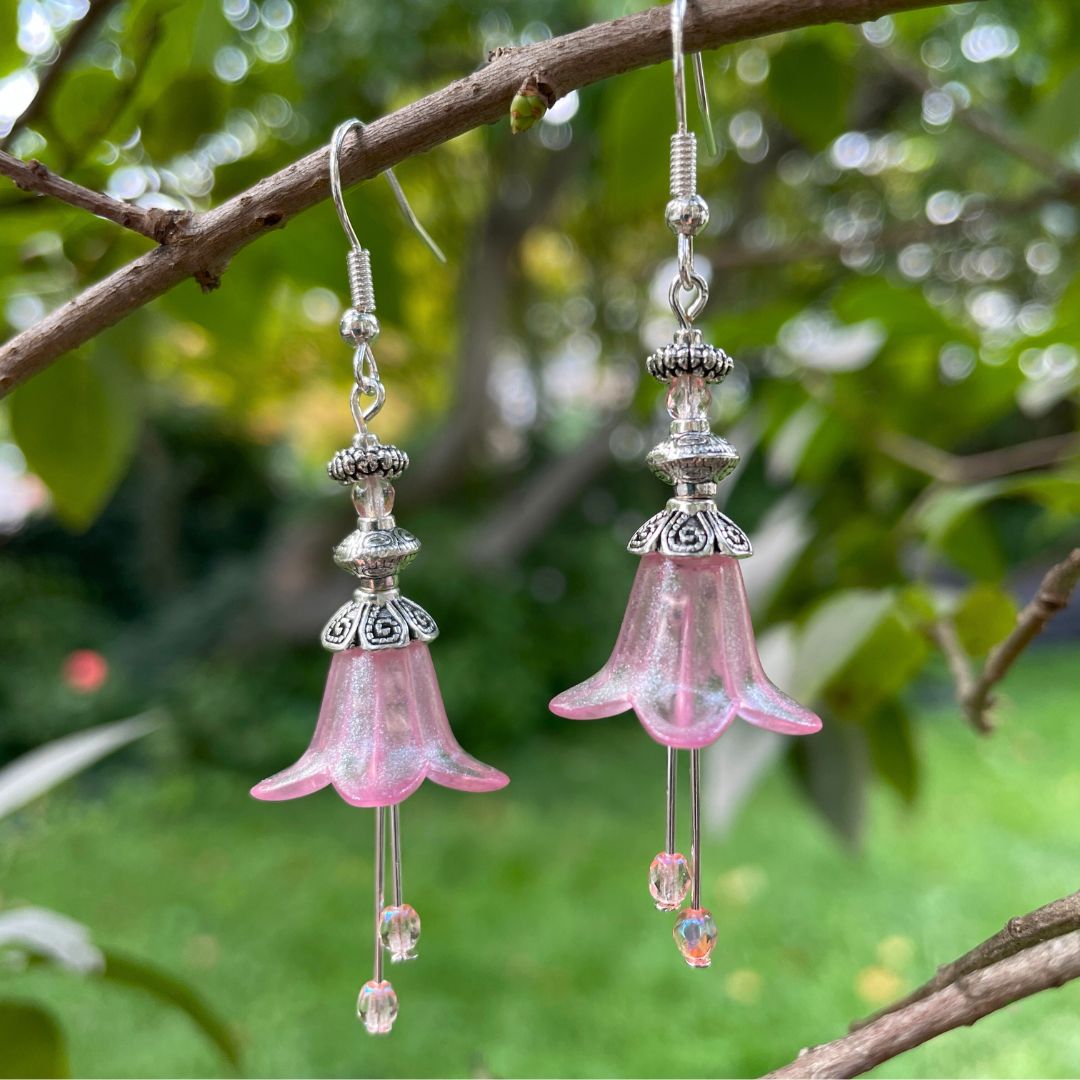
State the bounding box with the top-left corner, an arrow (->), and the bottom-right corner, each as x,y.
253,119 -> 508,1034
550,3 -> 821,969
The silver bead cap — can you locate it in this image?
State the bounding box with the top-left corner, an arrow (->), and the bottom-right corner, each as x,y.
627,500 -> 752,559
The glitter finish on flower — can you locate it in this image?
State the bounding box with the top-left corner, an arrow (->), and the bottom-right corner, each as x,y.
550,553 -> 822,749
252,642 -> 508,807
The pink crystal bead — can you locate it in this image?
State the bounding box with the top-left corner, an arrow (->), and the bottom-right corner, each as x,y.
379,904 -> 421,963
649,852 -> 691,911
673,908 -> 718,968
550,554 -> 822,749
666,374 -> 711,420
252,642 -> 508,807
357,979 -> 398,1035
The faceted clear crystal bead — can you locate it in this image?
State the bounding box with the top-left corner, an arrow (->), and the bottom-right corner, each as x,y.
352,477 -> 395,521
673,908 -> 718,968
357,979 -> 398,1035
666,374 -> 711,421
648,852 -> 691,911
379,904 -> 421,963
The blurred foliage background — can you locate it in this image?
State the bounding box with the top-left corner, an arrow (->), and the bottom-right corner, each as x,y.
1,0 -> 1079,1075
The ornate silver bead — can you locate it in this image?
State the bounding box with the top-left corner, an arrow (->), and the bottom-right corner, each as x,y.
339,308 -> 381,346
646,431 -> 739,487
333,527 -> 421,580
664,194 -> 710,237
646,329 -> 732,384
328,440 -> 409,483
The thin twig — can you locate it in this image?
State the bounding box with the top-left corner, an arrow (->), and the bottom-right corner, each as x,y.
0,0 -> 122,151
962,549 -> 1080,726
0,0 -> 958,398
928,617 -> 987,731
854,889 -> 1080,1029
765,930 -> 1080,1078
0,150 -> 187,241
931,549 -> 1080,732
876,430 -> 1080,486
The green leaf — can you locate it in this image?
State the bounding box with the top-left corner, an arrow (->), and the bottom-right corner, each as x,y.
600,63 -> 673,217
0,1000 -> 69,1079
790,721 -> 868,848
0,715 -> 164,821
792,589 -> 895,702
101,950 -> 241,1069
866,702 -> 919,806
765,37 -> 852,151
954,583 -> 1018,658
8,352 -> 139,530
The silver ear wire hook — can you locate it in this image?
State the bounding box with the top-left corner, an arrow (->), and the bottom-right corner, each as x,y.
671,0 -> 716,158
329,118 -> 446,264
329,118 -> 445,437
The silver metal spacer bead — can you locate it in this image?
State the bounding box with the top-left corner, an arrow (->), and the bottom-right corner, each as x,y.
665,194 -> 710,237
340,309 -> 381,346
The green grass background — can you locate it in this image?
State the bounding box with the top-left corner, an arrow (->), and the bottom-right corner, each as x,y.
2,647 -> 1078,1078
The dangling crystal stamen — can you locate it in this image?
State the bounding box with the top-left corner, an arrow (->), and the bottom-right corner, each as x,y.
673,749 -> 717,968
649,748 -> 691,910
358,808 -> 399,1034
379,804 -> 421,963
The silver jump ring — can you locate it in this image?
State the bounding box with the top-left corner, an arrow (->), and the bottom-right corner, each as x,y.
350,381 -> 386,435
669,270 -> 709,329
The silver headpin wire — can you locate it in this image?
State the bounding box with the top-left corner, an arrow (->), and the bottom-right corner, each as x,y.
328,117 -> 446,435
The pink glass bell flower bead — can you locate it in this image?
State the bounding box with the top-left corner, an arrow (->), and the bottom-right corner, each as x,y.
380,904 -> 421,963
649,851 -> 691,911
357,979 -> 398,1035
673,908 -> 718,968
251,641 -> 508,807
550,553 -> 822,749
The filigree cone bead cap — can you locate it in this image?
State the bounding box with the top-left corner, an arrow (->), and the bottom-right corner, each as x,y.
549,553 -> 821,749
252,642 -> 508,807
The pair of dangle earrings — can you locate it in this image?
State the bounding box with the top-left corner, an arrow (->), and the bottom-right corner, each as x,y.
252,0 -> 820,1037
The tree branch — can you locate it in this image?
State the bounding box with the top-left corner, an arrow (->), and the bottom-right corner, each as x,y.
876,430 -> 1080,486
766,921 -> 1080,1077
854,889 -> 1080,1029
0,150 -> 188,241
0,0 -> 955,398
931,549 -> 1080,732
466,416 -> 622,568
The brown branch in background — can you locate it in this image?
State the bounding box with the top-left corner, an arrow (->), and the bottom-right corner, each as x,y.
409,143 -> 584,500
0,0 -> 122,152
466,416 -> 622,568
866,43 -> 1072,182
765,892 -> 1080,1078
854,889 -> 1080,1029
0,0 -> 959,398
876,430 -> 1080,486
0,149 -> 188,241
933,549 -> 1080,732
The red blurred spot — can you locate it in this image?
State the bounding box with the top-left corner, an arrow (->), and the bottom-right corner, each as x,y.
63,650 -> 109,693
